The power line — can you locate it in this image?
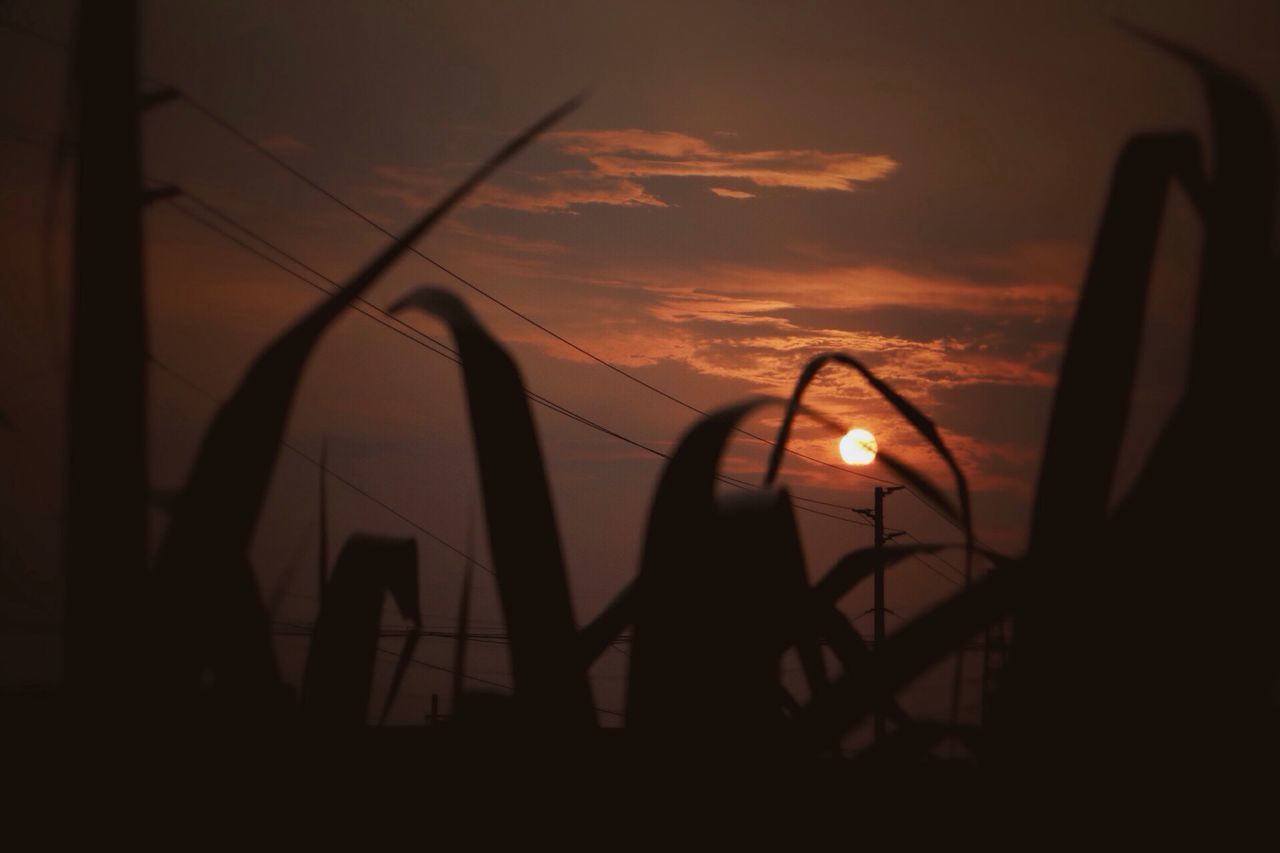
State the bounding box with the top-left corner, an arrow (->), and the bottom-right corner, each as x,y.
167,81 -> 909,485
170,88 -> 996,546
161,195 -> 461,363
148,355 -> 496,575
1,15 -> 977,553
153,189 -> 881,534
149,345 -> 873,603
2,17 -> 976,564
901,530 -> 968,584
905,552 -> 964,588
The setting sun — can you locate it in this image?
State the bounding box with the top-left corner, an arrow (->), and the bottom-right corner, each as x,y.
839,428 -> 878,466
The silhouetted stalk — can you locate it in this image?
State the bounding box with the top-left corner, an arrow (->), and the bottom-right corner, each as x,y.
301,535 -> 420,727
449,517 -> 476,716
64,0 -> 147,707
391,288 -> 595,731
149,99 -> 577,711
766,352 -> 976,734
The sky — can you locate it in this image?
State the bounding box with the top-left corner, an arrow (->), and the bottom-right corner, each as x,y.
1,0 -> 1277,727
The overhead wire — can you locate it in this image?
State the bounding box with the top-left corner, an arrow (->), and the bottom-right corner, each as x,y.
2,16 -> 980,569
155,188 -> 883,534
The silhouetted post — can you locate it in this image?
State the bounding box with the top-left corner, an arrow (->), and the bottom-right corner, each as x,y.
318,439 -> 328,611
65,0 -> 147,704
871,485 -> 903,744
873,487 -> 886,743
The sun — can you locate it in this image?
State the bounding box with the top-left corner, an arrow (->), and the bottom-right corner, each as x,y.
839,428 -> 878,466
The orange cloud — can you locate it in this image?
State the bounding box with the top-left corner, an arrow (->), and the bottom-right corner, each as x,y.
691,263 -> 1077,316
548,129 -> 897,192
376,128 -> 897,214
376,166 -> 666,214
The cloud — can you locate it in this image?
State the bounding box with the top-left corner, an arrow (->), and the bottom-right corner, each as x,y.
474,175 -> 668,213
376,166 -> 667,214
376,128 -> 897,214
548,129 -> 897,192
691,263 -> 1077,316
482,257 -> 1072,405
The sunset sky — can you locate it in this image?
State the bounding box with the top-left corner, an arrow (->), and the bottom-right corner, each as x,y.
2,0 -> 1277,723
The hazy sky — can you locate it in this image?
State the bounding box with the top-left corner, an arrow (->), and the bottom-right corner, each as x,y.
2,0 -> 1277,723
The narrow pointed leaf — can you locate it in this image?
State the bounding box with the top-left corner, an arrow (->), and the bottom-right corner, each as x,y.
150,98 -> 578,698
1030,132 -> 1204,554
797,561 -> 1014,743
391,288 -> 594,730
449,517 -> 476,711
814,543 -> 948,604
301,535 -> 418,727
766,352 -> 972,552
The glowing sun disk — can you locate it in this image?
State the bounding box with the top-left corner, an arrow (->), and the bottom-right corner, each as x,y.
839,428 -> 877,465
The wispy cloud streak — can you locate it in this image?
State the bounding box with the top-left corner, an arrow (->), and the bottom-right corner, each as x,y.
377,128 -> 897,213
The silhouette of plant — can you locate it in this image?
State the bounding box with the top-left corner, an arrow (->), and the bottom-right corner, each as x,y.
52,8 -> 1277,780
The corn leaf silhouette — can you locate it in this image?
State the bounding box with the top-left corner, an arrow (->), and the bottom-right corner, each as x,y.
767,353 -> 971,544
1029,132 -> 1204,556
1010,131 -> 1208,759
65,0 -> 148,705
449,516 -> 476,714
301,535 -> 420,728
1071,32 -> 1279,769
625,399 -> 824,753
148,99 -> 578,707
390,288 -> 595,731
985,33 -> 1280,775
579,582 -> 636,668
797,560 -> 1014,744
813,544 -> 948,604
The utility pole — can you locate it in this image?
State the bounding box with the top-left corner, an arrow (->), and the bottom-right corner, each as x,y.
857,485 -> 903,744
65,0 -> 147,704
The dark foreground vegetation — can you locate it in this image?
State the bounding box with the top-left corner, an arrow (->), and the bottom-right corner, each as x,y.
4,5 -> 1277,797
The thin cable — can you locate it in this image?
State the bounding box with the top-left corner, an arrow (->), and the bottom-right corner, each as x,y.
148,355 -> 495,575
1,17 -> 967,533
901,530 -> 969,582
176,91 -> 999,545
154,195 -> 880,533
906,553 -> 964,588
162,199 -> 882,528
163,200 -> 462,363
171,88 -> 908,488
2,17 -> 977,540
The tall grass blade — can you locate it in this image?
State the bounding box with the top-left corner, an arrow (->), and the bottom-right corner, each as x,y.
797,562 -> 1013,744
150,99 -> 578,705
579,581 -> 635,667
1012,130 -> 1207,760
317,437 -> 329,612
1029,132 -> 1204,555
767,353 -> 971,543
64,0 -> 148,707
390,288 -> 595,730
449,515 -> 476,713
626,399 -> 814,752
1093,33 -> 1279,768
301,535 -> 420,728
813,543 -> 947,603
